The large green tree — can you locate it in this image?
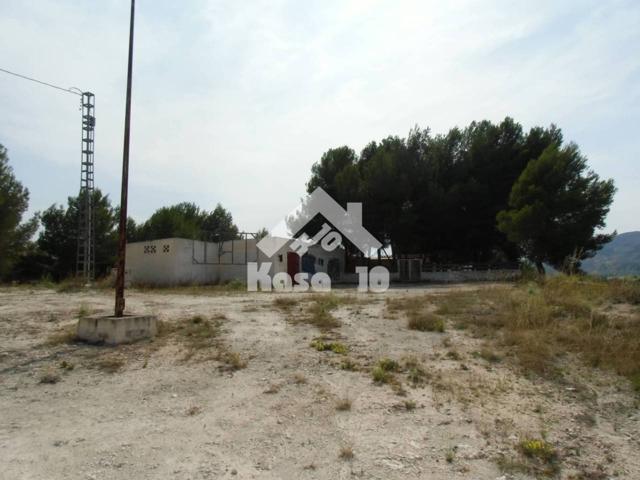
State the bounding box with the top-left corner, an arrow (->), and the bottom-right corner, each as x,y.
0,145 -> 37,278
202,204 -> 240,241
37,190 -> 118,279
304,118 -> 565,263
134,202 -> 239,242
497,143 -> 616,273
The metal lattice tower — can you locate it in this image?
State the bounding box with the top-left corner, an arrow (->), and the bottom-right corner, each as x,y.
76,92 -> 96,282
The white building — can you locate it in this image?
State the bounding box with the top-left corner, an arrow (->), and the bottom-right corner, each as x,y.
124,237 -> 345,286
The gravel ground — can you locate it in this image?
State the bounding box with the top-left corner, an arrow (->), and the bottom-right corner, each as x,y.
0,285 -> 638,479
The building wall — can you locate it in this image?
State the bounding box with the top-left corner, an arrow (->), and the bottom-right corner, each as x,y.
126,238 -> 518,286
125,238 -> 181,285
126,237 -> 292,286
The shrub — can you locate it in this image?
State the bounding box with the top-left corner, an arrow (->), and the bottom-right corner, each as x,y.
519,438 -> 557,462
376,358 -> 400,372
372,366 -> 393,384
310,339 -> 347,354
408,311 -> 445,332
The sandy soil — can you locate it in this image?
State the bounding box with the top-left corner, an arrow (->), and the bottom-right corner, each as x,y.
0,285 -> 638,480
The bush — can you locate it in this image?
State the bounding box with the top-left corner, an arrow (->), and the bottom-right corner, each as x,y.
408,311 -> 445,332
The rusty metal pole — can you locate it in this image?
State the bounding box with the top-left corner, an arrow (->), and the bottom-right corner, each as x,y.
115,0 -> 135,317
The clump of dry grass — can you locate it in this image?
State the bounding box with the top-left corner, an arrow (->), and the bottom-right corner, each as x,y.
404,356 -> 429,386
403,399 -> 416,410
77,303 -> 91,319
157,315 -> 247,369
432,276 -> 640,386
408,311 -> 445,332
39,370 -> 61,384
287,294 -> 356,330
340,358 -> 358,371
310,339 -> 348,354
159,315 -> 222,351
45,327 -> 77,346
496,438 -> 561,477
292,372 -> 307,384
263,383 -> 280,394
372,357 -> 400,384
335,397 -> 352,411
56,277 -> 86,293
476,348 -> 502,364
386,295 -> 445,332
216,349 -> 247,371
59,360 -> 74,370
339,445 -> 354,460
307,295 -> 342,329
519,438 -> 557,461
445,447 -> 455,463
273,297 -> 300,311
95,356 -> 125,373
186,405 -> 202,416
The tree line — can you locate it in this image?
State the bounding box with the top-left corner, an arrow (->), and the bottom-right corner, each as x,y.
0,143 -> 240,281
1,116 -> 615,281
305,117 -> 615,273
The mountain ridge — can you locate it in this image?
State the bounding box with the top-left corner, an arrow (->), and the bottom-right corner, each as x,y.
582,231 -> 640,277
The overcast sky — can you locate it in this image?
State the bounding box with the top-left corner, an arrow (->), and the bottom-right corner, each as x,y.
1,0 -> 638,234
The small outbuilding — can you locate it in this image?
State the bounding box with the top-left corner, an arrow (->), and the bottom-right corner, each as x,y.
124,237 -> 345,286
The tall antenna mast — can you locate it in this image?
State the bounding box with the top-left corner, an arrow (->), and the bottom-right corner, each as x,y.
76,92 -> 96,283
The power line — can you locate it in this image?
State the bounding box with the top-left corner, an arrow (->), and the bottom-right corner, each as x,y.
0,66 -> 81,96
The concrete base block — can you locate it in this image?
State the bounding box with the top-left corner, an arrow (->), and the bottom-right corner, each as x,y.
77,314 -> 157,345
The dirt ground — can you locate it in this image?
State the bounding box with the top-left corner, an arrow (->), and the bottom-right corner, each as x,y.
0,285 -> 638,480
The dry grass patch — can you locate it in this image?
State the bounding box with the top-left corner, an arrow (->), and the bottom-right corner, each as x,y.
157,315 -> 246,370
340,358 -> 358,371
45,326 -> 77,346
310,338 -> 348,354
432,276 -> 640,386
94,356 -> 125,373
403,399 -> 416,410
292,372 -> 307,384
273,296 -> 300,311
132,280 -> 246,296
372,357 -> 400,384
339,445 -> 354,460
408,311 -> 445,332
39,369 -> 61,384
386,295 -> 445,332
476,348 -> 502,364
335,397 -> 352,411
59,360 -> 74,370
496,438 -> 560,477
263,383 -> 281,394
56,277 -> 86,293
215,349 -> 248,371
158,315 -> 222,351
186,405 -> 202,416
287,293 -> 358,330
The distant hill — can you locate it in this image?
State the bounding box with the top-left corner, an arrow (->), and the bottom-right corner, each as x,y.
582,231 -> 640,277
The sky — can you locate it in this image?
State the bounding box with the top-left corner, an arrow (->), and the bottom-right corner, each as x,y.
0,0 -> 638,234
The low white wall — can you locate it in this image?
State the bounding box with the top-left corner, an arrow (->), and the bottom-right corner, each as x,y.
126,238 -> 520,286
126,238 -> 291,286
420,269 -> 520,283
